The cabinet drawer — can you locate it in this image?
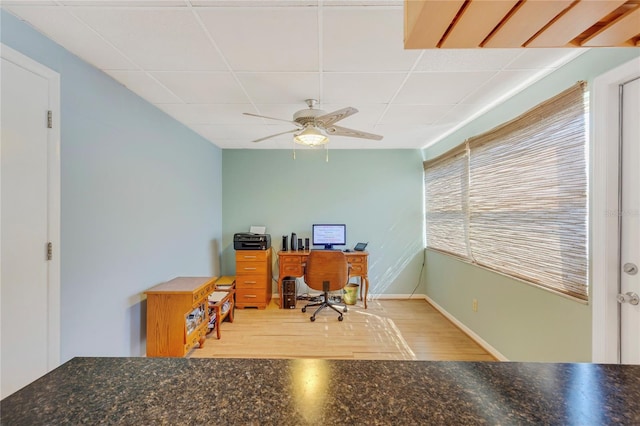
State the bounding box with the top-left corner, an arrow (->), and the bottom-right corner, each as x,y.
236,251 -> 269,262
281,264 -> 303,276
236,275 -> 267,289
348,256 -> 365,264
193,282 -> 214,303
236,262 -> 267,275
236,289 -> 267,304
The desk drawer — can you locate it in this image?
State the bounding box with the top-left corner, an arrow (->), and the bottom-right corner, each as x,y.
236,275 -> 267,290
350,264 -> 365,275
281,256 -> 302,265
236,251 -> 269,262
236,289 -> 267,304
236,262 -> 267,275
281,264 -> 303,276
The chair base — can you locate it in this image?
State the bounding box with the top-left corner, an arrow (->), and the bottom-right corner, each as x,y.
302,291 -> 347,321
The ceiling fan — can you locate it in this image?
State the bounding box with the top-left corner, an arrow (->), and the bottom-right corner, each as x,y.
243,99 -> 383,146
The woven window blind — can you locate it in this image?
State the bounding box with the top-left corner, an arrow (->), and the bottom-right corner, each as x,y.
467,82 -> 587,299
424,146 -> 469,259
423,82 -> 588,300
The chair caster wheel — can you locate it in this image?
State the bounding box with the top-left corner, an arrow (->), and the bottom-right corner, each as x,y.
302,307 -> 306,313
343,307 -> 348,312
310,316 -> 316,322
338,315 -> 343,321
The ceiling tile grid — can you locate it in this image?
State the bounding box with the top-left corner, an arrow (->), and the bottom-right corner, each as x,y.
4,1 -> 588,149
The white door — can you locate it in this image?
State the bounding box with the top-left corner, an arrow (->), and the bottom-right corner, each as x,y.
1,46 -> 60,398
620,77 -> 640,364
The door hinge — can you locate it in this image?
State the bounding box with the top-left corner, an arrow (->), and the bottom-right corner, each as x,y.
47,110 -> 52,129
47,242 -> 53,261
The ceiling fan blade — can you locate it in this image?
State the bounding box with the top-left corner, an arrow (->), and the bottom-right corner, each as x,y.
252,128 -> 299,143
326,125 -> 383,141
316,107 -> 358,126
243,112 -> 302,127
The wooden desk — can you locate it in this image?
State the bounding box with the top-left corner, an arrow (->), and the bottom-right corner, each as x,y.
277,250 -> 369,309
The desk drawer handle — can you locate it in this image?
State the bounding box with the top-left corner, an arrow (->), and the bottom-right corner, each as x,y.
243,256 -> 257,259
243,295 -> 257,298
243,281 -> 257,284
243,267 -> 257,271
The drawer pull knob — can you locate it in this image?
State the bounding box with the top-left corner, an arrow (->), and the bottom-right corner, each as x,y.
244,256 -> 257,259
244,295 -> 257,298
244,281 -> 257,284
244,267 -> 257,271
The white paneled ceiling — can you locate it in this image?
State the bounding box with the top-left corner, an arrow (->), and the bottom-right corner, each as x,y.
3,0 -> 587,149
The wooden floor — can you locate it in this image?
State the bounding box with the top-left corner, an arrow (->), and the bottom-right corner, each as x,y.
189,298 -> 495,361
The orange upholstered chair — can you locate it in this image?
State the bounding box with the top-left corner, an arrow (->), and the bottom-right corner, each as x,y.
301,250 -> 350,321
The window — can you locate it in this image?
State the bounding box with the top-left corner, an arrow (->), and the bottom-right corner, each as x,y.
424,82 -> 588,300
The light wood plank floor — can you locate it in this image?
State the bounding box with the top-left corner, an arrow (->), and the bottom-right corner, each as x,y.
189,299 -> 495,361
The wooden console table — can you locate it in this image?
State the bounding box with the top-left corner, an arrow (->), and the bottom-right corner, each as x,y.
145,276 -> 217,357
277,250 -> 369,309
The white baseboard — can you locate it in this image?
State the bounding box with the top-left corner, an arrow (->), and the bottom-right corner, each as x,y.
368,293 -> 427,300
425,295 -> 509,361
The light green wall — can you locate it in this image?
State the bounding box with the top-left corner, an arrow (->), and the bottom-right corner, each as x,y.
222,149 -> 425,296
422,47 -> 640,362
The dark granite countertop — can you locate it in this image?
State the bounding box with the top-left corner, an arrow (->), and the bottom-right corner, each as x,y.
2,357 -> 639,425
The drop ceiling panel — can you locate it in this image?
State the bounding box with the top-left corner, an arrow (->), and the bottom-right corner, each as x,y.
461,69 -> 544,106
394,71 -> 496,105
323,7 -> 420,71
322,73 -> 406,104
72,8 -> 228,71
437,103 -> 485,125
196,7 -> 319,72
5,6 -> 136,70
236,73 -> 320,104
105,70 -> 183,103
193,123 -> 291,140
381,104 -> 454,125
505,48 -> 578,70
157,103 -> 252,125
151,71 -> 247,103
415,49 -> 524,72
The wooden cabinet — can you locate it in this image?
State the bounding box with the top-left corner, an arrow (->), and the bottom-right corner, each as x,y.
235,249 -> 272,309
145,276 -> 216,357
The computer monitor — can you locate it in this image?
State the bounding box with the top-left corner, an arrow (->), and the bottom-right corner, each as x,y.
312,224 -> 346,250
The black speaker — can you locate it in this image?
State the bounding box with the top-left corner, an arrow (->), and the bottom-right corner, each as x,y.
282,277 -> 296,309
304,237 -> 309,251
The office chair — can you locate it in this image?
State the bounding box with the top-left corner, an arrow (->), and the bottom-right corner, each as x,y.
301,250 -> 350,321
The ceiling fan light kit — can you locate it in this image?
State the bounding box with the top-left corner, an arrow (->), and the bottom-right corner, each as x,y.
293,126 -> 329,146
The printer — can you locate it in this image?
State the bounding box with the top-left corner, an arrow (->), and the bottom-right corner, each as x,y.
234,233 -> 271,250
